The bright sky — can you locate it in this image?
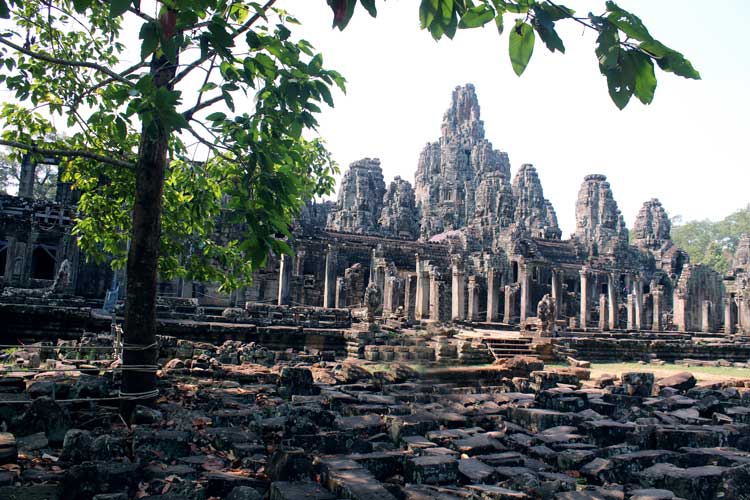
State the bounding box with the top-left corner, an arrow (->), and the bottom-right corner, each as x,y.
288,1 -> 750,236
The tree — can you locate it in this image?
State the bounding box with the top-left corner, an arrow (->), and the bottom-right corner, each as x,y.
0,0 -> 699,415
672,205 -> 750,274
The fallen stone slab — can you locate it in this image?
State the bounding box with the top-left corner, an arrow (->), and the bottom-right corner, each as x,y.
270,481 -> 337,500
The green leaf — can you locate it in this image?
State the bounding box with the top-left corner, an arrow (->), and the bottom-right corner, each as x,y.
205,112 -> 226,122
603,53 -> 635,110
535,22 -> 564,53
72,0 -> 91,14
110,0 -> 131,17
0,0 -> 9,18
495,13 -> 504,35
605,1 -> 651,42
419,0 -> 436,29
630,50 -> 656,104
655,49 -> 701,80
595,23 -> 619,70
360,0 -> 377,17
537,1 -> 574,21
459,5 -> 495,29
139,22 -> 160,60
508,20 -> 535,76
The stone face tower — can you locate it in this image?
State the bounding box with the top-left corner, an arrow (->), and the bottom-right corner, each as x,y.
326,158 -> 386,234
379,177 -> 419,239
414,84 -> 511,239
574,174 -> 628,254
633,198 -> 671,249
511,164 -> 561,240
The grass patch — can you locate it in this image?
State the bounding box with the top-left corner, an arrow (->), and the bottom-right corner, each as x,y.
556,362 -> 750,382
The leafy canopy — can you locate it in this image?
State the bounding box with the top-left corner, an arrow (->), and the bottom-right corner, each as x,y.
328,0 -> 700,109
0,0 -> 343,290
671,206 -> 750,275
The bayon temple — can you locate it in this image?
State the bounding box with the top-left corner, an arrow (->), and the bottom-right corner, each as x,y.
1,84 -> 749,345
5,86 -> 750,500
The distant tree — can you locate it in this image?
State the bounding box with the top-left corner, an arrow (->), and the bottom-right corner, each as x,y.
0,150 -> 58,200
671,205 -> 750,274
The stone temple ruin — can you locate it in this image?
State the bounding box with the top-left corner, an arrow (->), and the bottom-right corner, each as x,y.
2,85 -> 750,499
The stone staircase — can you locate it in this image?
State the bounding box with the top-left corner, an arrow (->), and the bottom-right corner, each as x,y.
484,337 -> 534,359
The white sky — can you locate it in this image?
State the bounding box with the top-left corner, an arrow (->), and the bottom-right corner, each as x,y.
288,0 -> 750,236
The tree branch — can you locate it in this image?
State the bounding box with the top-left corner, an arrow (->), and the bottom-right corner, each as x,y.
0,36 -> 134,86
183,94 -> 225,121
172,0 -> 277,86
0,139 -> 135,170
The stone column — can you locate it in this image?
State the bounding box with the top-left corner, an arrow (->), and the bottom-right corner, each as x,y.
504,284 -> 516,324
467,276 -> 479,322
323,245 -> 337,308
608,273 -> 618,330
627,293 -> 636,330
277,254 -> 292,306
486,266 -> 500,322
634,277 -> 644,331
579,268 -> 589,330
414,255 -> 430,320
599,294 -> 608,331
403,274 -> 417,321
294,249 -> 306,277
725,297 -> 736,335
18,154 -> 36,199
702,300 -> 712,333
335,277 -> 346,308
551,269 -> 561,320
180,278 -> 193,298
429,268 -> 441,322
451,259 -> 466,321
652,289 -> 663,331
519,264 -> 531,323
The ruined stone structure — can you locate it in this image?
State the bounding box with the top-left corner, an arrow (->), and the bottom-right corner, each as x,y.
724,234 -> 750,334
0,84 -> 734,337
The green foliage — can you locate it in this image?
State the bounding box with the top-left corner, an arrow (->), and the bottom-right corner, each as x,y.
671,205 -> 750,274
328,0 -> 699,109
0,0 -> 341,291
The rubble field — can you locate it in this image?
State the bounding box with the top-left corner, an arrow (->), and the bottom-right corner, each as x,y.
2,339 -> 750,500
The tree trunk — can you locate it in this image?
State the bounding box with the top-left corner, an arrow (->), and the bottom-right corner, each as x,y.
120,54 -> 176,419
